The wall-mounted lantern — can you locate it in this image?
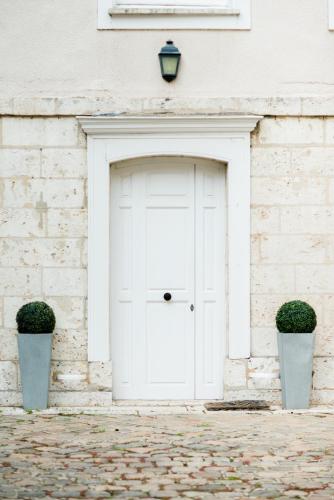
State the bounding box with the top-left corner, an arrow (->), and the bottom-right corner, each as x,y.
158,40 -> 181,82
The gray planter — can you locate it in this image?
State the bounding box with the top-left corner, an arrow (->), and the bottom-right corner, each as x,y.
277,331 -> 315,410
18,333 -> 52,410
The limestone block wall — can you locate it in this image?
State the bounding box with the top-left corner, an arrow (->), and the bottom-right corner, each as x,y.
0,116 -> 111,407
0,111 -> 334,406
225,117 -> 334,405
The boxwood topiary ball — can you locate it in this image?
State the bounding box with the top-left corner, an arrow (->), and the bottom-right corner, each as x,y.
16,301 -> 56,334
276,300 -> 317,333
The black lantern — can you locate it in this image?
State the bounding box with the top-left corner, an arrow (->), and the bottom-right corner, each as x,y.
158,40 -> 181,82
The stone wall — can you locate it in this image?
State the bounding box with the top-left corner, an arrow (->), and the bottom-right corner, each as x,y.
1,113 -> 334,406
0,117 -> 111,406
225,117 -> 334,405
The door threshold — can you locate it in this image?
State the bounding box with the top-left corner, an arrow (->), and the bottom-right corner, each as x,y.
113,399 -> 220,406
112,400 -> 217,415
113,400 -> 217,407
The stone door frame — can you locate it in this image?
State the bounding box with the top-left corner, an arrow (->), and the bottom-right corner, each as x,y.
78,115 -> 262,363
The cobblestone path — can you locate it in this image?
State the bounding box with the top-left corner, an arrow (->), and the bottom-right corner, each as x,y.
1,412 -> 334,499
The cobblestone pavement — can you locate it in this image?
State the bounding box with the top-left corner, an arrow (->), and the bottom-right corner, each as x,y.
1,412 -> 334,499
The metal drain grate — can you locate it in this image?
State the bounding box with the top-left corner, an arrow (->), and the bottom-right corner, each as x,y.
205,400 -> 271,411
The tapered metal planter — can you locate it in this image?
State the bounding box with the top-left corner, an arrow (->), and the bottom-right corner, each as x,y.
277,332 -> 314,410
18,333 -> 52,410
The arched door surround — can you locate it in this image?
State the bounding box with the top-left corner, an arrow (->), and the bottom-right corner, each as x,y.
78,115 -> 262,367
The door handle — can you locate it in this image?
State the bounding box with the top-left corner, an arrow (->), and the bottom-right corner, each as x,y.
163,292 -> 172,301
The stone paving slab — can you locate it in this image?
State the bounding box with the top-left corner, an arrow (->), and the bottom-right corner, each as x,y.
0,412 -> 334,499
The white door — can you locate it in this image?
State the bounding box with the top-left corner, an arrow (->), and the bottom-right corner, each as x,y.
110,157 -> 225,399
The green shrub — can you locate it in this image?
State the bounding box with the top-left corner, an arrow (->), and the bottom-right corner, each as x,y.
276,300 -> 317,333
16,302 -> 56,334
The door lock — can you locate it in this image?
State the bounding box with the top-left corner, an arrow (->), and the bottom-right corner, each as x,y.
190,304 -> 194,311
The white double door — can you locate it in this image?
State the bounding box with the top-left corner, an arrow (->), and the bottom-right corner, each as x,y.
111,157 -> 225,400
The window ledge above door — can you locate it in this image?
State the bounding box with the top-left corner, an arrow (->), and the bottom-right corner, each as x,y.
98,0 -> 251,30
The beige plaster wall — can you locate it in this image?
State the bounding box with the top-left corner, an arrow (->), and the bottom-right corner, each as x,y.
1,0 -> 333,100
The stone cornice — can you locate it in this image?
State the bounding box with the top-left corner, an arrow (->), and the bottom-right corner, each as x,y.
78,114 -> 262,136
2,96 -> 334,117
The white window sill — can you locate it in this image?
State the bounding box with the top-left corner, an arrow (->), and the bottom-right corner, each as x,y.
98,0 -> 251,29
108,6 -> 240,15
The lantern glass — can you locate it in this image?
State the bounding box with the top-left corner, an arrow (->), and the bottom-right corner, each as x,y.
161,55 -> 179,79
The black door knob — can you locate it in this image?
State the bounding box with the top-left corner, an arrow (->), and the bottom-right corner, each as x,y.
164,292 -> 172,301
